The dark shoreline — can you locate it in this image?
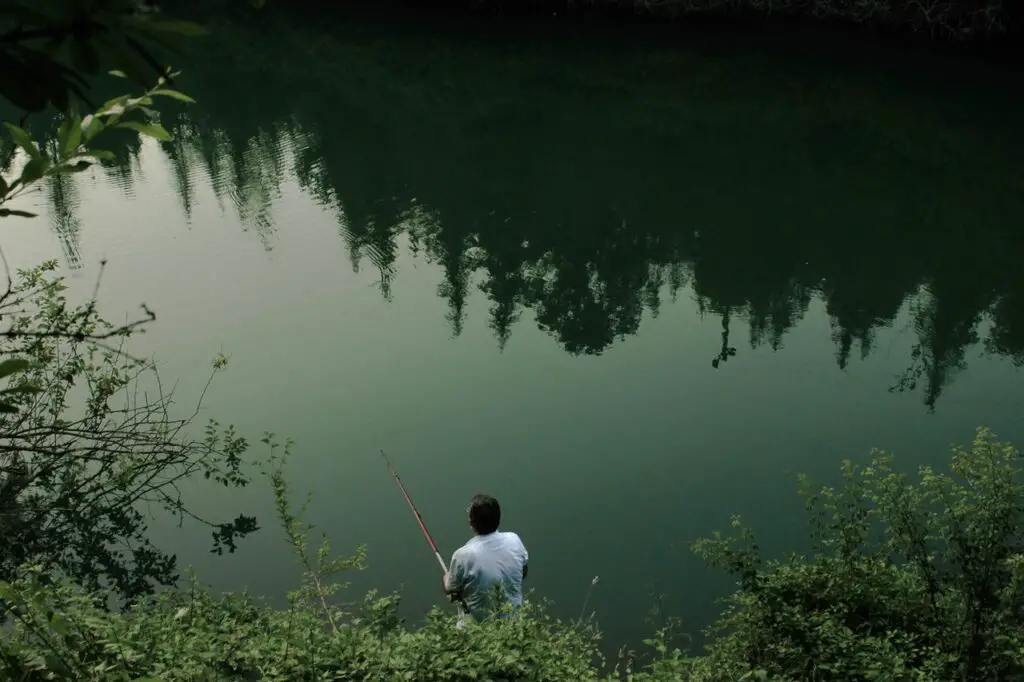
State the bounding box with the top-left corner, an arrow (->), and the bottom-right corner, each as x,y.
238,0 -> 1024,66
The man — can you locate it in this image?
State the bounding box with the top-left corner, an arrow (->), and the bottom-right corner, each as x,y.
443,494 -> 529,623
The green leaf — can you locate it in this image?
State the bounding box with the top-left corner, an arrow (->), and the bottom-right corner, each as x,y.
59,161 -> 92,174
0,385 -> 40,396
80,150 -> 116,162
0,403 -> 19,414
150,89 -> 195,104
98,96 -> 129,118
48,613 -> 71,636
82,115 -> 105,141
0,358 -> 31,379
57,117 -> 72,154
43,653 -> 66,674
116,121 -> 172,142
109,70 -> 128,78
19,158 -> 45,185
3,124 -> 41,160
58,115 -> 82,158
0,208 -> 38,218
0,582 -> 16,601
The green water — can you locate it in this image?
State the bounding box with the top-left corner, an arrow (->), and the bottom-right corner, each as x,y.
8,6 -> 1024,649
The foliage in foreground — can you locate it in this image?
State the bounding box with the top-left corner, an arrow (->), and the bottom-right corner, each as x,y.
693,427 -> 1024,681
0,574 -> 615,682
0,0 -> 211,116
0,259 -> 258,601
5,428 -> 1024,681
0,2 -> 261,599
0,437 -> 692,681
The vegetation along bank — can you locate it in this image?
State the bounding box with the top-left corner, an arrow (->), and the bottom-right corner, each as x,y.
2,1 -> 1024,681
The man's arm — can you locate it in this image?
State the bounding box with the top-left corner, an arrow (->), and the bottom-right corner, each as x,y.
443,553 -> 463,599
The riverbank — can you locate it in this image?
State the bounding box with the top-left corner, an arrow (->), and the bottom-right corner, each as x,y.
176,0 -> 1024,69
3,428 -> 1024,681
208,0 -> 1018,52
384,0 -> 1017,41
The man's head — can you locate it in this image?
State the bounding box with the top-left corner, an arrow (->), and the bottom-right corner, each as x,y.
467,494 -> 501,535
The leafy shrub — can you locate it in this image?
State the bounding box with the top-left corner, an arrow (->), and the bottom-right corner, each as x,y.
0,261 -> 257,601
0,569 -> 608,681
692,427 -> 1024,682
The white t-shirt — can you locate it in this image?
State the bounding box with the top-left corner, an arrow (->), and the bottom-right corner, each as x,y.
444,531 -> 528,622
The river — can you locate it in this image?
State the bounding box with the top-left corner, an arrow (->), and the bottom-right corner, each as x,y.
5,4 -> 1024,652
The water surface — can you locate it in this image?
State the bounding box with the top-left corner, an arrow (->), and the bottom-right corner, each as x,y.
7,7 -> 1024,650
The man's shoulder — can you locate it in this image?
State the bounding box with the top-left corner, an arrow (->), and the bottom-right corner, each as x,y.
498,531 -> 526,549
452,537 -> 481,560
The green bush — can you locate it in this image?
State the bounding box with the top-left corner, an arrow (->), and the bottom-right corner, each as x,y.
0,260 -> 257,601
692,427 -> 1024,681
0,570 -> 606,681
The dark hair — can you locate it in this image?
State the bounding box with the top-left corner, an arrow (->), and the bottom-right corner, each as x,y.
468,494 -> 501,534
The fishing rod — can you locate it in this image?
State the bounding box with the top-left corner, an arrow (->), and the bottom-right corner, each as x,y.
379,449 -> 448,575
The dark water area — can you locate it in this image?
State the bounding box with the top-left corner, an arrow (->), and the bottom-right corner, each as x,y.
8,3 -> 1024,653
